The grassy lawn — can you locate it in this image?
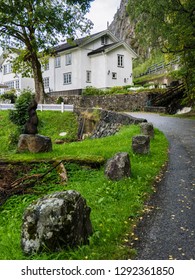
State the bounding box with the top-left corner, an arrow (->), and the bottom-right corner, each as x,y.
0,110 -> 168,260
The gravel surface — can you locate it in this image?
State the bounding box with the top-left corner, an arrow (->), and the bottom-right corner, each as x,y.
128,112 -> 195,260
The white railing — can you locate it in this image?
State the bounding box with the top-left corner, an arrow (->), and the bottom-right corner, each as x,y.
0,102 -> 74,112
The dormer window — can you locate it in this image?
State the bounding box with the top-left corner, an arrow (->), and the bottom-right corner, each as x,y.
101,35 -> 108,45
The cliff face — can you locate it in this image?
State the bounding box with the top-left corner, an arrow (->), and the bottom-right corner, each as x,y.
108,0 -> 136,47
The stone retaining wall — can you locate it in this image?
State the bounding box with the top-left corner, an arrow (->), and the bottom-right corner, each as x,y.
46,93 -> 149,112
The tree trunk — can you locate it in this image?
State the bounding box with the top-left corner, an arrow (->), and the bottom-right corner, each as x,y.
31,54 -> 45,104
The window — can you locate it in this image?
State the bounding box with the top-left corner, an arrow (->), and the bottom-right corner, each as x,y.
65,53 -> 72,65
112,72 -> 117,79
3,64 -> 12,75
117,55 -> 124,67
101,35 -> 108,45
63,72 -> 72,84
5,81 -> 14,89
44,62 -> 49,71
55,56 -> 61,68
43,77 -> 49,88
15,80 -> 19,89
86,71 -> 91,83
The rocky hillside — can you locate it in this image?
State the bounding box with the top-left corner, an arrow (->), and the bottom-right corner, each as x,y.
108,0 -> 145,56
108,0 -> 136,49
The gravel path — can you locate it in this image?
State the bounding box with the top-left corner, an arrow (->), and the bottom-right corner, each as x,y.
128,112 -> 195,260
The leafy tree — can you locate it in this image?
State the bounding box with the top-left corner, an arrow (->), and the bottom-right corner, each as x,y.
0,0 -> 93,103
127,0 -> 195,104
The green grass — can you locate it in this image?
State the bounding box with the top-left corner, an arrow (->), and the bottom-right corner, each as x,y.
0,110 -> 169,260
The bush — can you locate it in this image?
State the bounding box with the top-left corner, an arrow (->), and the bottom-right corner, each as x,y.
82,86 -> 105,96
9,89 -> 35,132
56,96 -> 64,104
0,89 -> 17,103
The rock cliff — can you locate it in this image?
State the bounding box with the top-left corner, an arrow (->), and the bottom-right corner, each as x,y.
108,0 -> 143,55
108,0 -> 136,48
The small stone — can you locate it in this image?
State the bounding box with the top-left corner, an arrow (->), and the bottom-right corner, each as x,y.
105,152 -> 131,181
140,122 -> 154,139
54,139 -> 65,144
132,135 -> 150,154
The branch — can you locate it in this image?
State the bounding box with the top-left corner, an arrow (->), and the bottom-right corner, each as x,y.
0,26 -> 26,44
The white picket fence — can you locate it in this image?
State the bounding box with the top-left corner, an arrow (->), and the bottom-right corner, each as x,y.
0,102 -> 74,112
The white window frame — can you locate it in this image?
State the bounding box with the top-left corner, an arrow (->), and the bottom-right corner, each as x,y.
101,35 -> 108,45
65,53 -> 72,65
43,77 -> 49,88
117,54 -> 124,68
5,81 -> 14,89
63,72 -> 72,85
86,70 -> 91,83
15,80 -> 20,89
3,64 -> 12,75
55,56 -> 61,68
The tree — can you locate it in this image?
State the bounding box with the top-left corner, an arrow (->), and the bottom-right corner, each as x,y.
127,0 -> 195,104
0,0 -> 93,103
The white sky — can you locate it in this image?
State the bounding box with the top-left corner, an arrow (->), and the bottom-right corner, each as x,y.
87,0 -> 121,34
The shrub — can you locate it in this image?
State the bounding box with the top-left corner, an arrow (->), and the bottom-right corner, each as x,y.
0,89 -> 17,103
9,89 -> 35,132
82,86 -> 105,96
56,96 -> 64,104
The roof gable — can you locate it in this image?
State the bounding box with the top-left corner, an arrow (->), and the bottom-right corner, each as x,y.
88,41 -> 138,58
54,30 -> 119,53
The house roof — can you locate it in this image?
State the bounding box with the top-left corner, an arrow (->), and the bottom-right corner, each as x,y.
88,41 -> 138,58
54,30 -> 119,53
87,43 -> 118,55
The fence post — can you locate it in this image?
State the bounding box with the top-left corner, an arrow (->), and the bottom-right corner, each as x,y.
61,102 -> 64,113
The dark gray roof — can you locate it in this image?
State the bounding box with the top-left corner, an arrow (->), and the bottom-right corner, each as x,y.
54,31 -> 104,53
87,43 -> 119,56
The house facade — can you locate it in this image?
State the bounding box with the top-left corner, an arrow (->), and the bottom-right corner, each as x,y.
0,30 -> 137,96
0,53 -> 34,95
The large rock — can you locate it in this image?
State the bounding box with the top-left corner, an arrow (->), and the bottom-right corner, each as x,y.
140,122 -> 154,139
18,134 -> 52,153
105,152 -> 131,181
91,110 -> 147,139
21,190 -> 93,255
132,135 -> 150,154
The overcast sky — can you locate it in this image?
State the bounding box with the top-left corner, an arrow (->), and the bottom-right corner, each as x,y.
87,0 -> 121,34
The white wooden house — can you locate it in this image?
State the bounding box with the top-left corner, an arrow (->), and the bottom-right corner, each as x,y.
0,53 -> 34,95
0,30 -> 137,95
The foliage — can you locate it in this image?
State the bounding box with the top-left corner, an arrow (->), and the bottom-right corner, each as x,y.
133,50 -> 165,78
0,0 -> 93,102
127,0 -> 195,105
56,96 -> 64,104
0,113 -> 168,259
82,86 -> 132,96
82,86 -> 106,96
9,89 -> 34,132
0,89 -> 17,103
